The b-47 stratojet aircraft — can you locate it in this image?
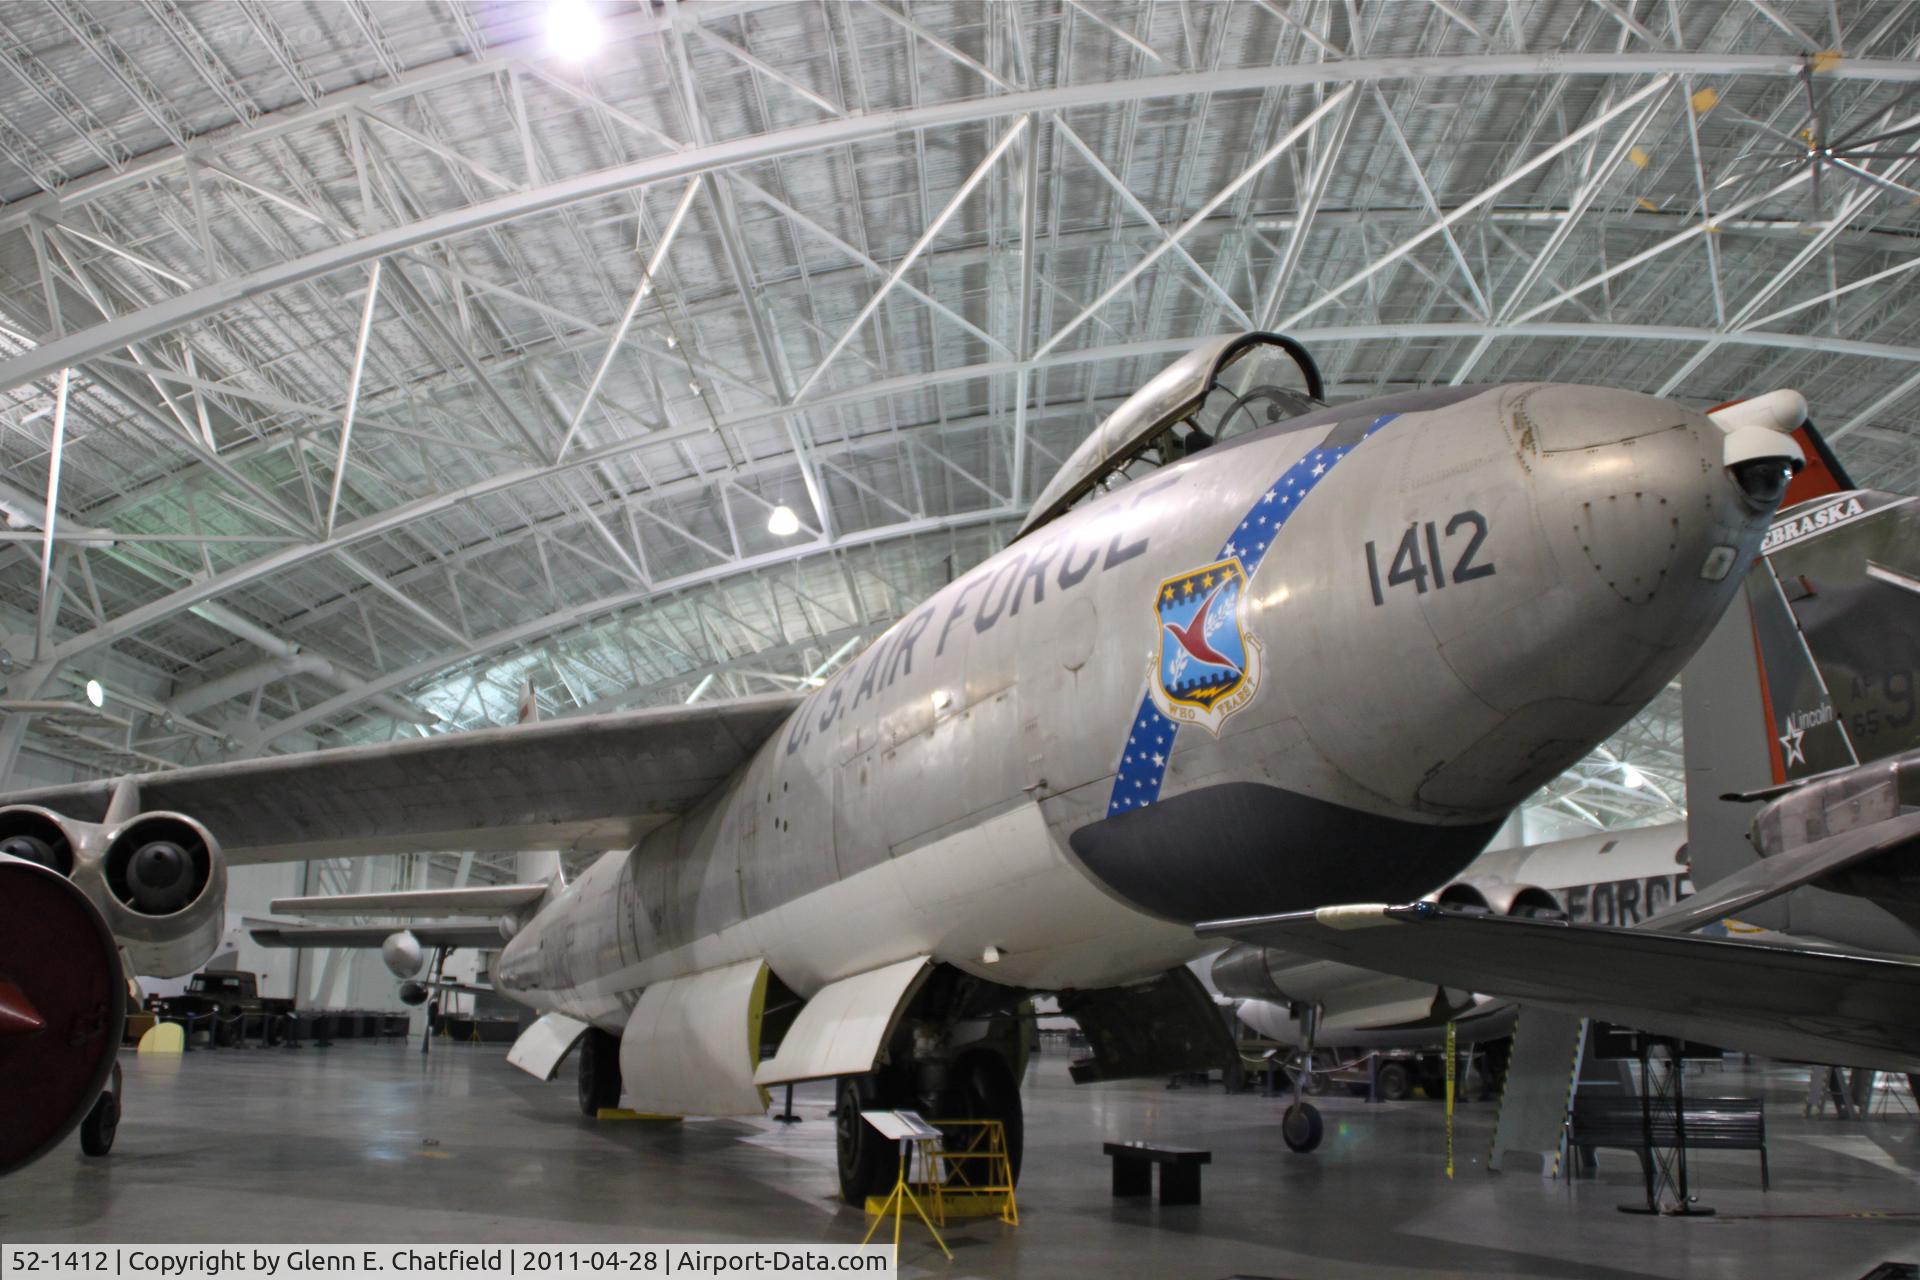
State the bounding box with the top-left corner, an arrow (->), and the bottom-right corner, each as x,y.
0,333 -> 1803,1195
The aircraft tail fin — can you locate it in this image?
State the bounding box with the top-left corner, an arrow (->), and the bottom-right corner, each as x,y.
1684,452 -> 1920,897
512,679 -> 566,889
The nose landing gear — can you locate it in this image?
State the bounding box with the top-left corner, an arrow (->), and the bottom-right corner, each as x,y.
1282,1001 -> 1325,1154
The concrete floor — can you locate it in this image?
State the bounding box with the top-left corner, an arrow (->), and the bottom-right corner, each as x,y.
4,1040 -> 1918,1278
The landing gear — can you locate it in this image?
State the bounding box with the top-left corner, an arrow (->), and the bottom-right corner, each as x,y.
1283,1000 -> 1326,1153
79,1063 -> 122,1157
829,970 -> 1032,1205
835,1075 -> 896,1205
577,1027 -> 622,1116
1282,1101 -> 1324,1152
939,1052 -> 1024,1185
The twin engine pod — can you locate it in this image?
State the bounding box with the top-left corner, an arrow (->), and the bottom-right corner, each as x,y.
0,804 -> 227,978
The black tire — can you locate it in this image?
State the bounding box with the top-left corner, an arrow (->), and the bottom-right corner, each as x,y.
577,1028 -> 622,1117
938,1053 -> 1024,1188
80,1089 -> 119,1156
1376,1061 -> 1413,1102
1282,1101 -> 1323,1153
835,1076 -> 896,1205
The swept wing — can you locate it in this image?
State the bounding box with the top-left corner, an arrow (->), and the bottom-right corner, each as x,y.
1201,904 -> 1920,1071
0,693 -> 800,863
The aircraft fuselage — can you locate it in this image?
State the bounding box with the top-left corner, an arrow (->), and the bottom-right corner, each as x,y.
498,378 -> 1780,1028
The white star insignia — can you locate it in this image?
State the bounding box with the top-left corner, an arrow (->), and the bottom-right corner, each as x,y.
1263,489 -> 1277,503
1779,724 -> 1807,767
1152,753 -> 1164,766
1312,463 -> 1326,476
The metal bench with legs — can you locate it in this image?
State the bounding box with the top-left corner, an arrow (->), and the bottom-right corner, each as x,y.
1102,1141 -> 1212,1206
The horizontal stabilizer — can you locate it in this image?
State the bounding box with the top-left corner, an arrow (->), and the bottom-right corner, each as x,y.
271,884 -> 548,917
1642,810 -> 1920,935
250,922 -> 505,950
1200,904 -> 1920,1071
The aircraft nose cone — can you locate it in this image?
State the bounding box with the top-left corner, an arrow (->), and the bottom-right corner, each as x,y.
1519,384 -> 1794,630
1400,383 -> 1790,813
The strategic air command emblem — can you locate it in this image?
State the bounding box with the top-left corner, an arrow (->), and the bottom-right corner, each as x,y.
1148,557 -> 1262,735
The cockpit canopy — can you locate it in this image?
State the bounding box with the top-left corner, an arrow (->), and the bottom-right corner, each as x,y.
1014,332 -> 1325,541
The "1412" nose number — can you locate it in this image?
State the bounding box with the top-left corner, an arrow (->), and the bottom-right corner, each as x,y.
1365,510 -> 1496,605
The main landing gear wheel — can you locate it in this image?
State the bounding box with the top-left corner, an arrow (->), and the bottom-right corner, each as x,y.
577,1027 -> 621,1117
80,1063 -> 122,1156
835,1076 -> 895,1205
940,1053 -> 1024,1187
1282,1101 -> 1324,1153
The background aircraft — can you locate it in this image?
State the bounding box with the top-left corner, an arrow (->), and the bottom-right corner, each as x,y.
0,333 -> 1801,1195
1217,821 -> 1688,1056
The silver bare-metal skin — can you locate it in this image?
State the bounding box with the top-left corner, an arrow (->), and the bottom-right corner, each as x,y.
495,337 -> 1790,1030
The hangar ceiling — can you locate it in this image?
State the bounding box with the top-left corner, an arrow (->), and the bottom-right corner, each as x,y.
0,0 -> 1915,842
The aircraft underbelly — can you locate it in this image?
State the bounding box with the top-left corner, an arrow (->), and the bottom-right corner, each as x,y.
507,800 -> 1197,1019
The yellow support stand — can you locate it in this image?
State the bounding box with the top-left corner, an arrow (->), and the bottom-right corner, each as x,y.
594,1108 -> 682,1122
861,1137 -> 951,1261
861,1120 -> 1019,1228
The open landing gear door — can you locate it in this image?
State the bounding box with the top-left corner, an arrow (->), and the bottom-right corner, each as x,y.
620,958 -> 771,1117
1060,965 -> 1239,1084
754,956 -> 931,1086
506,1012 -> 589,1082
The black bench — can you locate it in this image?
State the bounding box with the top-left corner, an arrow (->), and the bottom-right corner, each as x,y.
1568,1096 -> 1768,1190
1103,1141 -> 1212,1206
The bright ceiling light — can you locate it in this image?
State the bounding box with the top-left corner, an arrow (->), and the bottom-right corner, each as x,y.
546,0 -> 603,61
1621,765 -> 1647,789
767,505 -> 800,537
84,678 -> 104,709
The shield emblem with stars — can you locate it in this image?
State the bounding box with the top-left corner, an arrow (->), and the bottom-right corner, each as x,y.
1148,557 -> 1263,735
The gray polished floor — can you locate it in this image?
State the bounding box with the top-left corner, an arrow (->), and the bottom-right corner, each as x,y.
5,1039 -> 1917,1278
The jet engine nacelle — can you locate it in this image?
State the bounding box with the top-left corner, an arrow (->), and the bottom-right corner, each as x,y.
381,930 -> 425,980
1432,876 -> 1566,919
1211,942 -> 1452,1023
0,805 -> 227,978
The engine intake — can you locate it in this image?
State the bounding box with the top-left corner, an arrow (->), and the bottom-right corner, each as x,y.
0,806 -> 76,877
1434,876 -> 1567,920
104,816 -> 214,917
82,812 -> 226,978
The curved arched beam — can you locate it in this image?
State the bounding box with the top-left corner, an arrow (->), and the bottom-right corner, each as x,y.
253,508 -> 1015,746
8,51 -> 1920,393
36,318 -> 1920,674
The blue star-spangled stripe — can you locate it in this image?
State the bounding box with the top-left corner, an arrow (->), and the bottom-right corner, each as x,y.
1106,414 -> 1400,816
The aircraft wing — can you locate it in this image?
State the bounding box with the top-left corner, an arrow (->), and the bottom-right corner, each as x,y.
1643,810 -> 1920,935
250,922 -> 508,950
270,885 -> 549,917
0,692 -> 801,863
1199,904 -> 1920,1071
